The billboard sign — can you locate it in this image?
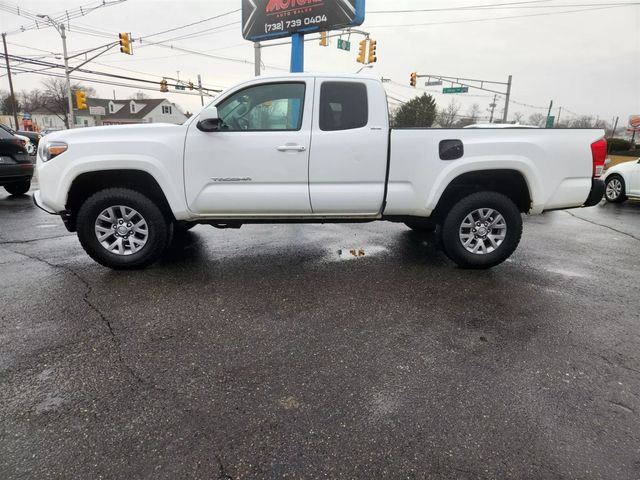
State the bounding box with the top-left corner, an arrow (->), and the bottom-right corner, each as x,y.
242,0 -> 365,42
629,115 -> 640,128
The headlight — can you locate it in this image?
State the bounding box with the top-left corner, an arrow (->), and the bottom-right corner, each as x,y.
40,141 -> 68,162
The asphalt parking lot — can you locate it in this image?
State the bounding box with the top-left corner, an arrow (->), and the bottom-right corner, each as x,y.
1,187 -> 639,479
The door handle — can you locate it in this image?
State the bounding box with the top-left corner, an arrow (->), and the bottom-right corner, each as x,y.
277,144 -> 306,152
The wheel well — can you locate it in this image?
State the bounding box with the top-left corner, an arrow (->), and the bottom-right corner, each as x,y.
432,169 -> 531,220
66,170 -> 174,231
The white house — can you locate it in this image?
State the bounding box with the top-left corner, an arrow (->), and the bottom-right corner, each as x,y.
30,97 -> 187,130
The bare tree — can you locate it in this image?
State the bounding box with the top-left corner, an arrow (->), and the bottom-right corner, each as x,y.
528,113 -> 546,127
38,78 -> 96,128
437,99 -> 461,127
513,111 -> 525,124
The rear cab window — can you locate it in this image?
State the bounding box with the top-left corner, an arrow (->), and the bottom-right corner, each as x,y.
319,82 -> 368,131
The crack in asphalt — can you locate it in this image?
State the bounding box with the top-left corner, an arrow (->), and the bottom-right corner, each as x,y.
564,211 -> 640,242
0,234 -> 75,245
1,246 -> 154,389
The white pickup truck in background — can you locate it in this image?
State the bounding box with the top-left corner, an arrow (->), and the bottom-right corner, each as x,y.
34,74 -> 606,270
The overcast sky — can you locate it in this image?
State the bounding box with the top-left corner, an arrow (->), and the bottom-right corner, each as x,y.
1,0 -> 639,125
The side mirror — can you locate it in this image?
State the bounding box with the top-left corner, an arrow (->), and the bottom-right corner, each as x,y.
196,107 -> 221,132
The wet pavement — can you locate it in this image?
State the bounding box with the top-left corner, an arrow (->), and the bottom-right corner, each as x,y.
1,187 -> 639,479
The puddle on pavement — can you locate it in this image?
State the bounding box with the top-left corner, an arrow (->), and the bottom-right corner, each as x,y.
545,268 -> 592,279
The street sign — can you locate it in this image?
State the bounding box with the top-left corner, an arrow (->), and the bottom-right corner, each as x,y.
175,84 -> 185,91
337,38 -> 351,51
425,81 -> 442,86
629,115 -> 640,128
89,106 -> 105,116
241,0 -> 365,41
545,115 -> 555,128
442,87 -> 468,94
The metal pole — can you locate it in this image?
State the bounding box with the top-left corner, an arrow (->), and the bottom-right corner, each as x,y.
502,74 -> 512,123
60,23 -> 75,129
197,74 -> 204,107
2,33 -> 19,130
557,106 -> 562,126
610,116 -> 619,138
546,100 -> 554,128
290,33 -> 304,73
254,42 -> 261,76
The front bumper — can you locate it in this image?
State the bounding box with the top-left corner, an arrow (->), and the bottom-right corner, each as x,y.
583,179 -> 605,207
33,190 -> 57,214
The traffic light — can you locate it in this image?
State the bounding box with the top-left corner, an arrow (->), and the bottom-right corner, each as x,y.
119,32 -> 132,55
357,39 -> 367,64
319,31 -> 328,47
160,79 -> 168,92
367,39 -> 377,64
75,90 -> 87,110
188,81 -> 194,90
410,72 -> 417,87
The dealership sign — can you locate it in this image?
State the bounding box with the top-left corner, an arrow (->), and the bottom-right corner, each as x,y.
629,115 -> 640,128
242,0 -> 365,41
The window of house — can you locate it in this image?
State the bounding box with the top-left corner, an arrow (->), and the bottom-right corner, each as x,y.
109,102 -> 115,114
215,82 -> 305,131
162,105 -> 172,115
130,102 -> 136,114
83,119 -> 89,127
319,82 -> 368,131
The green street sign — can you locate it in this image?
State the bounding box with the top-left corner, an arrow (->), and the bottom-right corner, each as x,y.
337,39 -> 351,51
175,84 -> 185,91
442,87 -> 469,94
545,116 -> 555,128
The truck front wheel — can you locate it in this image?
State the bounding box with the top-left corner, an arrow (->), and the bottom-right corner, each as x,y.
441,192 -> 522,269
76,188 -> 171,269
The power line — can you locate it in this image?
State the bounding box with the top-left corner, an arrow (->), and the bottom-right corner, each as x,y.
368,1 -> 638,13
369,4 -> 638,28
3,54 -> 222,93
137,9 -> 240,40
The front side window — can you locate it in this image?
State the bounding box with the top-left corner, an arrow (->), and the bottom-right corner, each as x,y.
216,83 -> 305,131
319,82 -> 368,131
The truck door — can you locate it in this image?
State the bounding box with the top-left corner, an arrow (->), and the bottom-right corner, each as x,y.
308,79 -> 389,215
184,80 -> 313,215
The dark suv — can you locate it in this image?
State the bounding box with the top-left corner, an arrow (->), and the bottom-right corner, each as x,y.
0,126 -> 32,195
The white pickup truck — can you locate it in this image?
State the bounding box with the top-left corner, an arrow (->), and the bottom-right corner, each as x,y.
34,74 -> 606,270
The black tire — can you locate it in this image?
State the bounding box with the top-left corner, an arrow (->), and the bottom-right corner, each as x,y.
604,175 -> 627,203
441,191 -> 522,269
76,188 -> 171,270
4,179 -> 31,196
405,220 -> 437,234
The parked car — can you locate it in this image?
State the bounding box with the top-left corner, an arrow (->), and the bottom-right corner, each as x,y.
0,124 -> 35,155
40,128 -> 63,136
0,126 -> 33,195
602,158 -> 640,203
17,130 -> 42,151
35,74 -> 605,270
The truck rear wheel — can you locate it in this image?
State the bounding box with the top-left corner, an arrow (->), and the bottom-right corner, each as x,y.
441,191 -> 522,269
76,188 -> 171,269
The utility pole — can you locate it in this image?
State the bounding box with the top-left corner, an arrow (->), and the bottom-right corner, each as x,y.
60,24 -> 75,129
557,106 -> 562,126
502,74 -> 512,123
197,74 -> 204,107
254,42 -> 261,76
488,94 -> 497,123
2,33 -> 19,130
38,15 -> 75,128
